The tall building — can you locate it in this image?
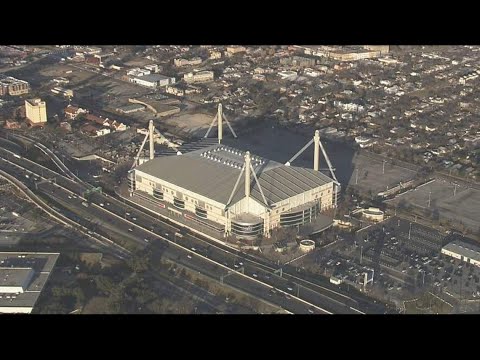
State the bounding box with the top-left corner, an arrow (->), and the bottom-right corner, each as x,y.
25,98 -> 47,126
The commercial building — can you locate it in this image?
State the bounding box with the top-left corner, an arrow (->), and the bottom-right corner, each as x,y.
298,45 -> 388,62
225,46 -> 247,56
128,142 -> 334,239
183,71 -> 214,84
0,252 -> 59,314
0,76 -> 30,96
209,50 -> 222,60
442,241 -> 480,268
25,98 -> 47,126
131,74 -> 176,89
166,85 -> 185,97
174,57 -> 202,67
127,68 -> 151,77
280,56 -> 317,67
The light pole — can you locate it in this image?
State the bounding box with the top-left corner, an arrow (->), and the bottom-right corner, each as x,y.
408,222 -> 412,240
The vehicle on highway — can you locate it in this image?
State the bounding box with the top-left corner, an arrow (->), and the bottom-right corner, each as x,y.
187,254 -> 192,259
82,201 -> 89,207
128,227 -> 134,232
144,238 -> 149,243
100,203 -> 104,207
132,217 -> 137,221
252,273 -> 258,278
308,307 -> 315,314
191,247 -> 197,251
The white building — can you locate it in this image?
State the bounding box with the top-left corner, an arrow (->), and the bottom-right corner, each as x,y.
183,71 -> 214,84
442,241 -> 480,267
131,74 -> 176,89
144,64 -> 162,73
127,68 -> 151,77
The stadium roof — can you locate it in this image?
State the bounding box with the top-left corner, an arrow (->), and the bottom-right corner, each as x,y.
135,144 -> 333,207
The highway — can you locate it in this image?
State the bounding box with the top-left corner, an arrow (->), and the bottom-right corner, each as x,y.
0,148 -> 331,314
0,136 -> 387,313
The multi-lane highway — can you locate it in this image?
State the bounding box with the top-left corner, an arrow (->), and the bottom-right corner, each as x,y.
0,135 -> 388,314
0,146 -> 330,313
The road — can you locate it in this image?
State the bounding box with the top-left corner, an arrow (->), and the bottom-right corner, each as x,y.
0,148 -> 330,314
0,136 -> 388,313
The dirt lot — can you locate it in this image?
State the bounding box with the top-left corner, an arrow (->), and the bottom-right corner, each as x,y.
163,112 -> 214,137
348,152 -> 418,195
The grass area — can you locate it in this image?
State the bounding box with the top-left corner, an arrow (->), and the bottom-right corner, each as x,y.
404,292 -> 454,314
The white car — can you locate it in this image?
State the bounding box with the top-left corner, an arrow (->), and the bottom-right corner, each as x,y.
187,254 -> 192,259
100,203 -> 104,207
252,273 -> 258,278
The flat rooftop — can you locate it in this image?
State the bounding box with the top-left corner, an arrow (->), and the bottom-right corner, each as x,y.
0,252 -> 59,312
136,144 -> 334,207
443,241 -> 480,263
0,268 -> 33,288
135,74 -> 170,82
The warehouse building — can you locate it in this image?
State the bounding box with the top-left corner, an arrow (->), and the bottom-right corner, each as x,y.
441,241 -> 480,268
0,252 -> 59,314
131,74 -> 175,89
127,113 -> 336,239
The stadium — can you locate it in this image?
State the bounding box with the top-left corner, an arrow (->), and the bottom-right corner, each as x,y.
127,105 -> 339,239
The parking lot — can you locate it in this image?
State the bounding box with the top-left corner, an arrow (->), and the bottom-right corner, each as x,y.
306,217 -> 480,309
390,178 -> 480,232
